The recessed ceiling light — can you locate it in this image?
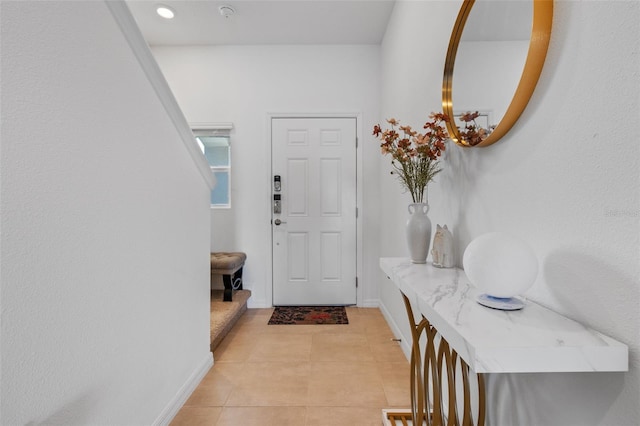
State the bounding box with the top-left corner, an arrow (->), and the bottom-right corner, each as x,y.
156,5 -> 175,19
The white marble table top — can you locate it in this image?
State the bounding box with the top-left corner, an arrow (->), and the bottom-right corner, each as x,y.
381,257 -> 628,374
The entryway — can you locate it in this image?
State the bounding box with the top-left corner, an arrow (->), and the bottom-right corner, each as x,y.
271,117 -> 357,306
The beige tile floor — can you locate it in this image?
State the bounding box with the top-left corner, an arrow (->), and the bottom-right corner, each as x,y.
171,307 -> 411,426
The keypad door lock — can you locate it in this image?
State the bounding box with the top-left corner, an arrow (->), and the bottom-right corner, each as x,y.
273,194 -> 281,214
274,175 -> 281,192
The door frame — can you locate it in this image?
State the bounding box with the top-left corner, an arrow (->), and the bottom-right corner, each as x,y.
266,112 -> 363,307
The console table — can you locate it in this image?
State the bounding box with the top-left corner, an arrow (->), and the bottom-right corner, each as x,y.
380,257 -> 628,426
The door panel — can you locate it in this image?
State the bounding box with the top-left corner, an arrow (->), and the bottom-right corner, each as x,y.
272,117 -> 357,306
321,232 -> 341,280
288,232 -> 308,280
288,159 -> 308,215
320,159 -> 341,215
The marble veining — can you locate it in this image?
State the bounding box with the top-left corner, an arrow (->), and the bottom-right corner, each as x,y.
381,257 -> 628,374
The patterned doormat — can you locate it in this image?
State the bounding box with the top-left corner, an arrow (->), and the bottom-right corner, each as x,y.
268,306 -> 349,325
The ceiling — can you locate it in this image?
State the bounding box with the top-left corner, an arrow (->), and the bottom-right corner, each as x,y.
125,0 -> 397,46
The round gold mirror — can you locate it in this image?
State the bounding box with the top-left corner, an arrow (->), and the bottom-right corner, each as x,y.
442,0 -> 553,147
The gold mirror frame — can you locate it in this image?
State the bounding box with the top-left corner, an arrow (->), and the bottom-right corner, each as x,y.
442,0 -> 553,147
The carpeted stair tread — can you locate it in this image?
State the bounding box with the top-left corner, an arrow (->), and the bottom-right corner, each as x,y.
210,289 -> 251,351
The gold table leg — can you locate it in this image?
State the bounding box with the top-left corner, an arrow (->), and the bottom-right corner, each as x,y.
400,292 -> 486,426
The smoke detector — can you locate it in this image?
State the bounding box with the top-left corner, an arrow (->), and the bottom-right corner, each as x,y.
218,5 -> 235,18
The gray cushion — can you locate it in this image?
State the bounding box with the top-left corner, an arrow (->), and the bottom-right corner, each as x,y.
210,252 -> 246,275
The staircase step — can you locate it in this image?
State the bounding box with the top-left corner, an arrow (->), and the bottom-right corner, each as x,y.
210,289 -> 251,351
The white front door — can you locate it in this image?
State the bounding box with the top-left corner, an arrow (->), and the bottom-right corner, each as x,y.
271,117 -> 357,306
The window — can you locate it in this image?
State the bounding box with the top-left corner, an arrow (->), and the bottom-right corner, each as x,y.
193,124 -> 233,208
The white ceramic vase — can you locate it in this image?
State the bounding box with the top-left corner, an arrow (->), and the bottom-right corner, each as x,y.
406,203 -> 432,264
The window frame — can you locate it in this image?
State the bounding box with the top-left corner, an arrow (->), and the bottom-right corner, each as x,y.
192,123 -> 233,209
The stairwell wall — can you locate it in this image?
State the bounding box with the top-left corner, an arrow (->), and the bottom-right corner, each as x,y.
1,2 -> 212,424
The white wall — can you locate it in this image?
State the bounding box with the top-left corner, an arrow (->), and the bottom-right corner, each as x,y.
379,1 -> 640,425
1,2 -> 212,424
152,45 -> 382,307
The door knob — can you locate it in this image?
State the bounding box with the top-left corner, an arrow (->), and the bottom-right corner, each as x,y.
274,219 -> 287,226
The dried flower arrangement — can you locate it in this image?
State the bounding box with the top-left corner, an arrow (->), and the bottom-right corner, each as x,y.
373,113 -> 450,203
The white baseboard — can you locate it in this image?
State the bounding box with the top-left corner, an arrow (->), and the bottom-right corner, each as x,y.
247,297 -> 270,309
358,298 -> 379,308
247,298 -> 381,309
248,299 -> 382,309
153,351 -> 213,426
378,301 -> 411,361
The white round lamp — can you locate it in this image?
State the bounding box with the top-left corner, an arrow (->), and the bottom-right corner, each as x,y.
463,232 -> 538,310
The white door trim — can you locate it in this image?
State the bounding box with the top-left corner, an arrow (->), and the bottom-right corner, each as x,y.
265,112 -> 363,307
